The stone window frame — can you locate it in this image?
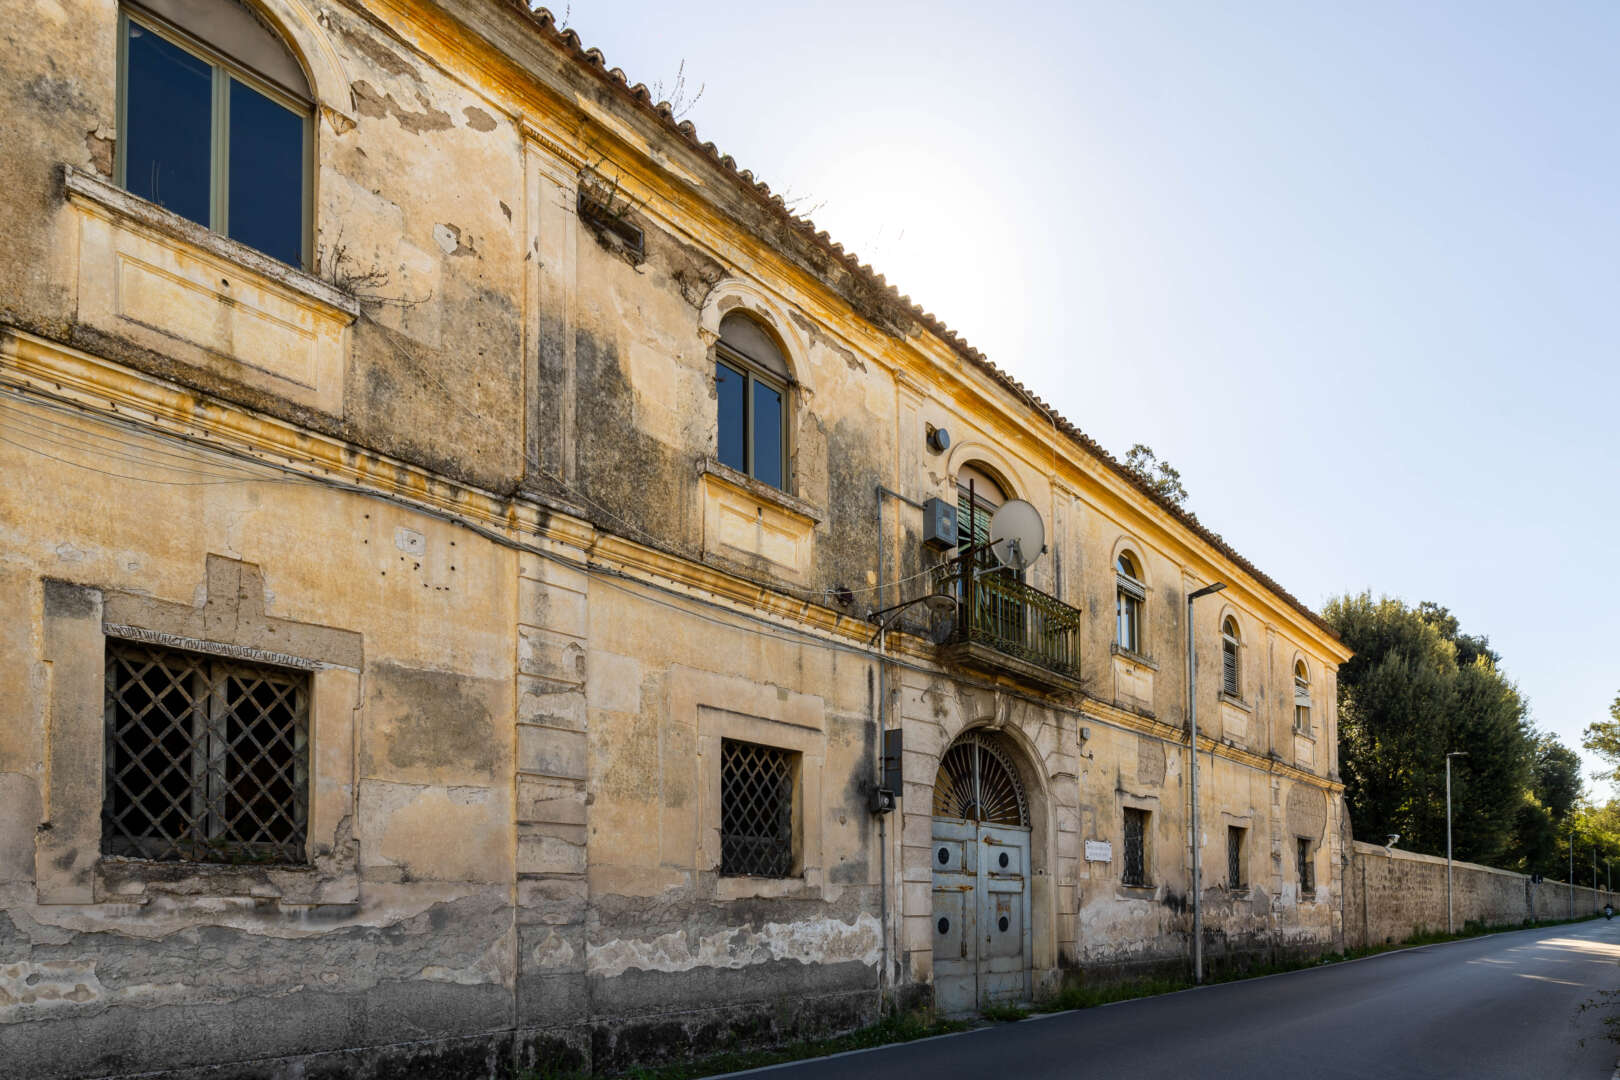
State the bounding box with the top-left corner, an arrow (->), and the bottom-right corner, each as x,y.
1113,545 -> 1148,659
1219,609 -> 1245,703
1292,653 -> 1313,736
1117,792 -> 1160,896
1296,835 -> 1317,898
37,556 -> 362,906
673,666 -> 826,902
698,279 -> 814,503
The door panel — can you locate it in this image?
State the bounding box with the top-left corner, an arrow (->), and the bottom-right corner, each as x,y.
931,818 -> 978,1014
977,824 -> 1030,1004
933,815 -> 1031,1013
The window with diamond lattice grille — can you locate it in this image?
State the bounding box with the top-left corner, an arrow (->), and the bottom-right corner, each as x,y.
103,639 -> 309,863
1122,807 -> 1149,887
720,739 -> 796,878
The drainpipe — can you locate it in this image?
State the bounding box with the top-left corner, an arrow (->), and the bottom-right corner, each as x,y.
874,485 -> 926,992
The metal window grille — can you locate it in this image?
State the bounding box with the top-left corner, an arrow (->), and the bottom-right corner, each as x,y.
720,739 -> 795,878
103,639 -> 309,863
1297,837 -> 1314,894
1227,826 -> 1245,889
1122,807 -> 1148,887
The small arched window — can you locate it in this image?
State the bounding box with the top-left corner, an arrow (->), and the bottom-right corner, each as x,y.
1221,616 -> 1242,697
1115,551 -> 1145,654
119,0 -> 313,268
714,312 -> 789,490
1293,659 -> 1312,733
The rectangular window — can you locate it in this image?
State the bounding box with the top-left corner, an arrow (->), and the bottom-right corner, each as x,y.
121,13 -> 310,267
103,639 -> 309,863
1295,704 -> 1311,734
1297,837 -> 1314,895
720,739 -> 796,878
1227,826 -> 1245,889
715,360 -> 747,473
1117,590 -> 1140,653
1122,807 -> 1149,887
751,379 -> 783,489
712,359 -> 786,490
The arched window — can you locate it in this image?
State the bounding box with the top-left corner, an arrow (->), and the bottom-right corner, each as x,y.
955,463 -> 1006,553
714,312 -> 789,490
1221,616 -> 1242,697
1293,659 -> 1312,733
119,0 -> 313,268
1115,551 -> 1145,654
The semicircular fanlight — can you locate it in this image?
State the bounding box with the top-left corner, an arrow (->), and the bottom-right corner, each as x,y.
932,731 -> 1029,827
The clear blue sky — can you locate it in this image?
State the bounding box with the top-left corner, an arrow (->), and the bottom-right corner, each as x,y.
558,1 -> 1620,786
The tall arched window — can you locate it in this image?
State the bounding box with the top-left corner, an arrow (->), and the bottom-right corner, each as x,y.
955,463 -> 1006,553
1115,551 -> 1144,653
1221,616 -> 1242,697
119,0 -> 313,268
714,312 -> 789,490
1293,659 -> 1312,733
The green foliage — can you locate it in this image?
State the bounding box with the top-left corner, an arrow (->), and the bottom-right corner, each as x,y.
1582,693 -> 1620,786
517,1011 -> 969,1080
1325,592 -> 1569,867
1122,443 -> 1189,508
979,1002 -> 1030,1022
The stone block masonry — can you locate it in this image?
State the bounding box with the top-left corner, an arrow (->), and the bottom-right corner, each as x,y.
1343,841 -> 1616,949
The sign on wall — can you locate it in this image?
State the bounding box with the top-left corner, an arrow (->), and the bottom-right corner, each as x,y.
1085,840 -> 1113,863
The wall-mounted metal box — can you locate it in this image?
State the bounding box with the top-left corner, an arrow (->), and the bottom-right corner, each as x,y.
922,497 -> 957,550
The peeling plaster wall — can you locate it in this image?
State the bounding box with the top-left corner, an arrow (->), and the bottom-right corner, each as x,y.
1,0 -> 1358,1074
0,416 -> 520,1078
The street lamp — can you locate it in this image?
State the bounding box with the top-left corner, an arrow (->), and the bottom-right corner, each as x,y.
1186,580 -> 1226,984
1445,750 -> 1468,935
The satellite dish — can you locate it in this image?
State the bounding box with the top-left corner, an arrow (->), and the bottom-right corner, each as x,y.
988,500 -> 1044,572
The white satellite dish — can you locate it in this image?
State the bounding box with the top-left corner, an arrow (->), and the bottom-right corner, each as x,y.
988,500 -> 1044,573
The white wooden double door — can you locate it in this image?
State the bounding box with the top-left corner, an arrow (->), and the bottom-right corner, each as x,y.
930,817 -> 1032,1014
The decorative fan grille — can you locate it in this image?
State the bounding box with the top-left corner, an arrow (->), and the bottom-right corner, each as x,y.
932,731 -> 1028,826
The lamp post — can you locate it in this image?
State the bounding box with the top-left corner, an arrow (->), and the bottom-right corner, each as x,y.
1186,580 -> 1226,985
865,591 -> 956,988
1445,751 -> 1468,935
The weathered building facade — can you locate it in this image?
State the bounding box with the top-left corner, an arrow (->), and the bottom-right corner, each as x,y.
0,1 -> 1352,1076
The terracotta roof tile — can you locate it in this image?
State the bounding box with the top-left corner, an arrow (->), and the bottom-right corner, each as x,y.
509,2 -> 1338,642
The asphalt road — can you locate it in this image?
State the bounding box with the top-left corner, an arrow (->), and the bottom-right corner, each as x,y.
746,919 -> 1620,1079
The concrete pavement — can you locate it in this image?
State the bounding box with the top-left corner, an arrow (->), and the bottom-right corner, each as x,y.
741,919 -> 1620,1079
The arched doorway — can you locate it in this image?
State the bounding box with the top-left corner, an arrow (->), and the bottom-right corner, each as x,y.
931,729 -> 1032,1013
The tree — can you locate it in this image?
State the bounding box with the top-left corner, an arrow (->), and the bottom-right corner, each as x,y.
1326,592 -> 1543,865
1123,444 -> 1188,508
1582,693 -> 1620,786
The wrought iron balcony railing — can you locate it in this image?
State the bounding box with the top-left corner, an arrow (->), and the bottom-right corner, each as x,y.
932,549 -> 1084,683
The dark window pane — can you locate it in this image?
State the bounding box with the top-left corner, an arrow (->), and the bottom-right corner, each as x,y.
228,79 -> 305,266
752,381 -> 783,489
125,23 -> 213,227
716,362 -> 746,472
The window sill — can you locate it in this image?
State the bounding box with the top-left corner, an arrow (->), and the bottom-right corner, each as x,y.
1110,643 -> 1159,671
1219,691 -> 1252,712
1293,728 -> 1317,742
699,458 -> 822,524
64,167 -> 358,317
715,873 -> 820,901
1118,884 -> 1157,900
96,855 -> 358,906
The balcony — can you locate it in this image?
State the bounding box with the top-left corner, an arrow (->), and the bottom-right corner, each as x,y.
932,551 -> 1085,693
